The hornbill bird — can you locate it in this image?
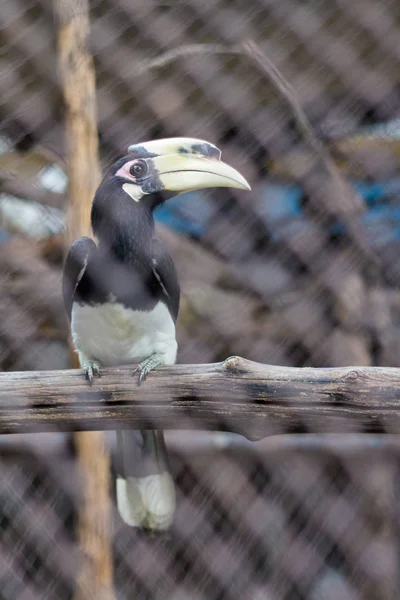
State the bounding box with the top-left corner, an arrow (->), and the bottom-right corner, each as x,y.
62,138 -> 250,530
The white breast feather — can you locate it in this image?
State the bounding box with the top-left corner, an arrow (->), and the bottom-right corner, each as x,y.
71,301 -> 177,367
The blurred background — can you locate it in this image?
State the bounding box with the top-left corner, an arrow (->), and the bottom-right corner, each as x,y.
1,0 -> 400,598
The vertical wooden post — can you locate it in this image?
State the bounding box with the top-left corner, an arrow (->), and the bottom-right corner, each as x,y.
54,1 -> 115,599
56,0 -> 101,246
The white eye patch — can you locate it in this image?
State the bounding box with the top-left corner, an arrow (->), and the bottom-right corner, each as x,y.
122,182 -> 143,202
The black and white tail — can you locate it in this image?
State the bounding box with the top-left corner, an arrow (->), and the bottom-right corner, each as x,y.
116,430 -> 175,530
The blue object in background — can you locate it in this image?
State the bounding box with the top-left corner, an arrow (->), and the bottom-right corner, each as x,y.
252,183 -> 303,223
0,230 -> 10,243
1,177 -> 398,248
353,178 -> 400,205
154,178 -> 400,249
154,190 -> 214,237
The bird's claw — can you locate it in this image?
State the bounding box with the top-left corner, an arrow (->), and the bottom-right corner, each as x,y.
84,361 -> 101,385
133,354 -> 163,386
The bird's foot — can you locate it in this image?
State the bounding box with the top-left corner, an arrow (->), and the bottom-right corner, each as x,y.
83,361 -> 101,385
133,354 -> 163,386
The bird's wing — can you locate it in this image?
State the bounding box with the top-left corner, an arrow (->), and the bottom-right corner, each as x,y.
151,237 -> 180,322
62,237 -> 97,320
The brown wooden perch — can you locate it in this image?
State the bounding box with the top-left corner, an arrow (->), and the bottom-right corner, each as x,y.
1,356 -> 400,438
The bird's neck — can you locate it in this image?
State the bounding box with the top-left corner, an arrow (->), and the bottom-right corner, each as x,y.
108,216 -> 154,266
92,190 -> 155,267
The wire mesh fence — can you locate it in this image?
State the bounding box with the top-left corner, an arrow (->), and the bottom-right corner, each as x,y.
1,0 -> 400,598
1,434 -> 400,599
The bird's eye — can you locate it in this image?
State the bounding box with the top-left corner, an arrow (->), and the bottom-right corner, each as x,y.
129,160 -> 147,177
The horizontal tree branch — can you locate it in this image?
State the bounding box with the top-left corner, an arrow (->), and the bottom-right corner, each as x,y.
1,357 -> 400,437
0,177 -> 65,209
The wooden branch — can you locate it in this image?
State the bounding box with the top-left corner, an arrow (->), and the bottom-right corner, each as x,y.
239,41 -> 382,270
131,43 -> 241,77
0,177 -> 65,209
1,357 -> 400,438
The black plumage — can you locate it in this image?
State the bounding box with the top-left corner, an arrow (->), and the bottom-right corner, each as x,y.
63,160 -> 180,320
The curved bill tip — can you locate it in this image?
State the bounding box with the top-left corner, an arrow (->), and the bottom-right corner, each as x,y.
237,175 -> 251,191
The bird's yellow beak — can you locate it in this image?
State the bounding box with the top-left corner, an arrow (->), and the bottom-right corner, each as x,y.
128,137 -> 251,193
152,153 -> 251,193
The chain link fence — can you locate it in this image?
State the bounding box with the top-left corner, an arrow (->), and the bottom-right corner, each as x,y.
1,434 -> 399,599
1,0 -> 400,598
